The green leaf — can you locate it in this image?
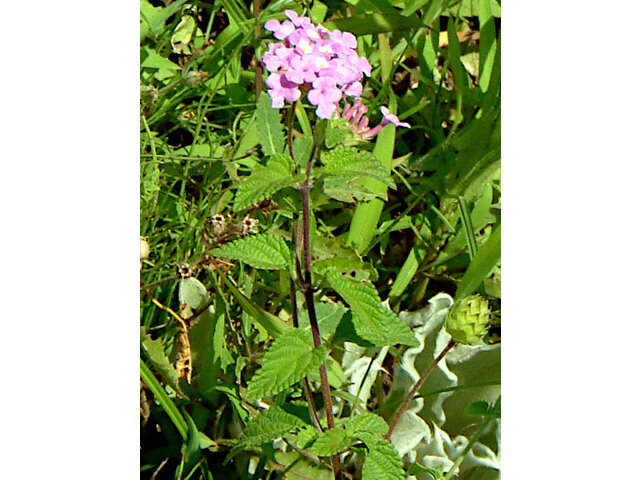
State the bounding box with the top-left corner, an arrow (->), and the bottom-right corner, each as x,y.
220,273 -> 290,338
347,124 -> 395,253
455,224 -> 501,299
179,277 -> 210,311
274,451 -> 333,480
311,426 -> 351,456
140,328 -> 182,394
326,270 -> 418,347
211,234 -> 292,270
322,147 -> 395,189
246,329 -> 327,400
347,413 -> 389,436
297,424 -> 319,449
233,153 -> 303,212
357,432 -> 405,480
298,300 -> 347,339
323,13 -> 421,35
256,94 -> 285,156
322,176 -> 381,203
239,407 -> 307,447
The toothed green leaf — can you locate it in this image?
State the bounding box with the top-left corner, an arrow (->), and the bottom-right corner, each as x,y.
311,426 -> 352,456
347,413 -> 389,436
326,270 -> 418,347
322,146 -> 395,188
246,329 -> 327,400
240,407 -> 307,447
357,432 -> 405,480
211,234 -> 292,270
233,153 -> 304,212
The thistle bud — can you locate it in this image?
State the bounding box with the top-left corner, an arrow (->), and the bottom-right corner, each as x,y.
445,295 -> 491,345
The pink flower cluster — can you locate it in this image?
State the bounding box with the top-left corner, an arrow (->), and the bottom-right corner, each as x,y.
263,10 -> 371,119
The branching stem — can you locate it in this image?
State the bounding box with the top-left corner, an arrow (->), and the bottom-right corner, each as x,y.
385,339 -> 456,440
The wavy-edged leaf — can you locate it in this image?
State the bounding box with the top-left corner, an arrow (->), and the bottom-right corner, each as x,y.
357,432 -> 405,480
322,146 -> 395,188
256,93 -> 285,156
246,329 -> 327,400
311,426 -> 351,456
326,269 -> 418,347
233,153 -> 304,212
211,234 -> 292,270
240,406 -> 307,447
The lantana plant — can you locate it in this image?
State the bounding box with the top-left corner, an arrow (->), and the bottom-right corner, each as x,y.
209,10 -> 464,480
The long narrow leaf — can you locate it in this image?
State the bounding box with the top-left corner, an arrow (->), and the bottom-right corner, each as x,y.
455,224 -> 500,299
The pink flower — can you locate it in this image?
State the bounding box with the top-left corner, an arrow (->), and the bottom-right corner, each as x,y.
265,72 -> 301,107
380,106 -> 411,128
264,19 -> 295,40
308,77 -> 342,119
262,43 -> 294,72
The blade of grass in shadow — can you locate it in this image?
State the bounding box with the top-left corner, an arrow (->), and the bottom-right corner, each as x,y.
218,271 -> 290,338
478,0 -> 497,92
455,223 -> 500,300
458,196 -> 478,259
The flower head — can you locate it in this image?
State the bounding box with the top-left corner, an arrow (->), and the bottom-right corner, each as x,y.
261,11 -> 411,133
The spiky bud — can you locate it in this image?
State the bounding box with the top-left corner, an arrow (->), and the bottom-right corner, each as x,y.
445,295 -> 491,345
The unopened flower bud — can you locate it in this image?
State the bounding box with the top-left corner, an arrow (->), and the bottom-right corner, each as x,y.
445,295 -> 490,345
140,236 -> 150,261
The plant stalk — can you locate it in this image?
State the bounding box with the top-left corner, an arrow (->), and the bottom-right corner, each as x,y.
385,339 -> 456,440
299,145 -> 342,480
290,277 -> 324,433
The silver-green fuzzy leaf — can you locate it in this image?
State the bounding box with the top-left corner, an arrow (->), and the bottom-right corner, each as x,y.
326,270 -> 418,347
211,234 -> 292,270
246,329 -> 327,400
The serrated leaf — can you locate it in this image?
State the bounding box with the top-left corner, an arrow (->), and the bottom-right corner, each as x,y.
140,329 -> 182,393
256,94 -> 285,156
311,426 -> 351,456
298,300 -> 347,339
246,329 -> 327,400
211,234 -> 292,270
233,153 -> 304,212
357,432 -> 405,480
326,270 -> 418,347
297,424 -> 319,449
322,176 -> 382,203
347,413 -> 389,436
322,146 -> 395,188
240,407 -> 307,447
274,451 -> 333,480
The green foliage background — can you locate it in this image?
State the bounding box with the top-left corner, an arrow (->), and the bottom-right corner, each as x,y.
140,1 -> 500,478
